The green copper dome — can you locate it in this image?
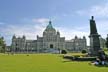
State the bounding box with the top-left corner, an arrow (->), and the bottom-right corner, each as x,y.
43,20 -> 56,36
44,20 -> 56,32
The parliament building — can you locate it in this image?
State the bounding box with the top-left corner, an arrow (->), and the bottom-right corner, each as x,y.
11,21 -> 87,53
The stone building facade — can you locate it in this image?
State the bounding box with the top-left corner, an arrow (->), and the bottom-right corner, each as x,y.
11,21 -> 87,53
65,36 -> 86,52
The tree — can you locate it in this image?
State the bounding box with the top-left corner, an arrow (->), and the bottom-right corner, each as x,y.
82,50 -> 87,54
0,37 -> 6,53
105,35 -> 108,50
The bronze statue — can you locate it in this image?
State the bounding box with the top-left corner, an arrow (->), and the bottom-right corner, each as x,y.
89,16 -> 101,56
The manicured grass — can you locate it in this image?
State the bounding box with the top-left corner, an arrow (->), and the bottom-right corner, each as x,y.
0,53 -> 108,72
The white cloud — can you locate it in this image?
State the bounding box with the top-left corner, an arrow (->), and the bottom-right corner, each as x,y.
3,25 -> 45,39
89,3 -> 108,17
96,20 -> 108,38
2,21 -> 91,46
2,15 -> 107,46
75,2 -> 108,44
56,26 -> 90,45
0,18 -> 52,45
1,25 -> 43,45
32,18 -> 49,25
76,2 -> 108,18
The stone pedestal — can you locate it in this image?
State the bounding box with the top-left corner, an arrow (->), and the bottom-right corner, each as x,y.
89,34 -> 101,56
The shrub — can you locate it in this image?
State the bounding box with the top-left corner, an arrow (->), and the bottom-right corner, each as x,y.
82,50 -> 87,54
74,55 -> 80,58
61,50 -> 67,54
76,57 -> 96,61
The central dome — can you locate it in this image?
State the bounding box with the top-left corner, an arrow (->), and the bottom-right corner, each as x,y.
44,21 -> 56,31
43,21 -> 56,36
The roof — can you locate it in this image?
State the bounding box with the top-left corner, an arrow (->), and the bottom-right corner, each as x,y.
44,21 -> 56,32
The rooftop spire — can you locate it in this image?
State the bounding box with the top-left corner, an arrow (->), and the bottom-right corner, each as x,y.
46,20 -> 53,29
49,20 -> 51,24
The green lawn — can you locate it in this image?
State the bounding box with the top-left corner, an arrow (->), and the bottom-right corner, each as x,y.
0,53 -> 108,72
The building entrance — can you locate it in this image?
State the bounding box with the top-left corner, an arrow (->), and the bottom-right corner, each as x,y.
50,44 -> 53,48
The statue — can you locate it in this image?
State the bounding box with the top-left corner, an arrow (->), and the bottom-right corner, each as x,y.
90,16 -> 98,34
89,16 -> 101,56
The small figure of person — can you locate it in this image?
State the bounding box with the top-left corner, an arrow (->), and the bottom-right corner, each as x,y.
90,58 -> 100,65
98,50 -> 106,65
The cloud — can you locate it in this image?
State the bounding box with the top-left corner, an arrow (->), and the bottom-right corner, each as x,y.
0,18 -> 53,45
0,22 -> 46,45
89,3 -> 108,17
2,25 -> 45,39
1,20 -> 91,46
56,26 -> 90,45
2,16 -> 106,46
96,20 -> 108,37
76,2 -> 108,18
32,18 -> 49,25
75,2 -> 108,43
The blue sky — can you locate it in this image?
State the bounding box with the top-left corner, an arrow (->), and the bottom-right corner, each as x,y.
0,0 -> 108,46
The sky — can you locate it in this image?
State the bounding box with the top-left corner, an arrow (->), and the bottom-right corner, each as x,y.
0,0 -> 108,46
